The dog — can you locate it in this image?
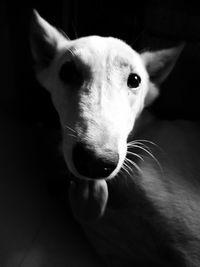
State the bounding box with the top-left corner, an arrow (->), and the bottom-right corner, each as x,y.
31,10 -> 200,266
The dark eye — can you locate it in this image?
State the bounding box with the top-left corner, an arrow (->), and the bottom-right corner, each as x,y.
127,73 -> 141,89
59,61 -> 83,85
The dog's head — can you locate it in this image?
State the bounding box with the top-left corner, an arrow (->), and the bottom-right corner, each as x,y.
31,10 -> 184,182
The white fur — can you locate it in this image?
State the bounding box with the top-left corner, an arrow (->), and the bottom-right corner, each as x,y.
31,11 -> 183,182
31,12 -> 200,267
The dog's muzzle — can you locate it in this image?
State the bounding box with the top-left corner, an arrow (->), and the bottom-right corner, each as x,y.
72,142 -> 119,179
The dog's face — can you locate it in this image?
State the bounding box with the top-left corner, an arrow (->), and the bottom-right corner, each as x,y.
42,37 -> 149,181
31,10 -> 183,182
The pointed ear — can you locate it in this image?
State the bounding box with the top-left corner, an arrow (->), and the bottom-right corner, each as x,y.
30,10 -> 68,69
141,43 -> 185,106
141,43 -> 185,84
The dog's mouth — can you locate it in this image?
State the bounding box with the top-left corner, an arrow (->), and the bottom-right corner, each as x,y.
69,173 -> 108,222
67,141 -> 126,221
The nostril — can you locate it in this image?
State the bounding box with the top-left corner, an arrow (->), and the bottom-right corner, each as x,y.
72,142 -> 119,179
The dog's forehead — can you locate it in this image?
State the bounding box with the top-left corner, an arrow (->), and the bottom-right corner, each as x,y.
66,36 -> 141,68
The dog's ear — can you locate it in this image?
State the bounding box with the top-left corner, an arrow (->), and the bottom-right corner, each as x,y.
30,10 -> 68,69
141,43 -> 185,106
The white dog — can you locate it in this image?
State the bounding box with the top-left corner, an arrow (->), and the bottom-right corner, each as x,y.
31,10 -> 200,267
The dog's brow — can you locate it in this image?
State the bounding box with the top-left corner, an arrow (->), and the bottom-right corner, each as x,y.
112,55 -> 132,71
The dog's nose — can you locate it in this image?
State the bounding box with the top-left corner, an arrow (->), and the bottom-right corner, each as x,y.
72,142 -> 119,179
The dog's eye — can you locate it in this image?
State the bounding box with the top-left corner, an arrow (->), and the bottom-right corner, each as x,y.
127,73 -> 141,89
59,61 -> 82,85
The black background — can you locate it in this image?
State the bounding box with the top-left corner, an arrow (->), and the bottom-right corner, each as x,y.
0,2 -> 200,265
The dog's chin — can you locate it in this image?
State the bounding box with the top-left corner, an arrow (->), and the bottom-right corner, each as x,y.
67,155 -> 123,222
68,172 -> 109,222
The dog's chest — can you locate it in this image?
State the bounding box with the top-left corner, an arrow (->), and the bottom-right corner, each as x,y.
80,165 -> 200,267
80,181 -> 183,267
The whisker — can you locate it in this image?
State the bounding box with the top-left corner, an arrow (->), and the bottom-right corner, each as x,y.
126,151 -> 144,161
64,125 -> 76,133
131,144 -> 164,175
134,139 -> 157,146
58,28 -> 70,40
132,139 -> 162,151
128,139 -> 163,155
125,157 -> 143,174
64,47 -> 76,57
123,161 -> 134,175
129,139 -> 155,146
121,164 -> 131,177
130,144 -> 154,158
128,141 -> 150,151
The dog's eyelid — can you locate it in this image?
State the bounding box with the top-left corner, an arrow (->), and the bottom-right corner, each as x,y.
59,60 -> 83,86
